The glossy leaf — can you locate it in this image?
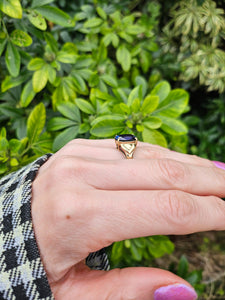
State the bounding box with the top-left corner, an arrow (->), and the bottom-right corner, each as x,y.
90,116 -> 125,137
32,65 -> 49,92
142,127 -> 167,147
116,44 -> 131,72
53,126 -> 79,152
127,86 -> 141,106
28,58 -> 46,71
27,9 -> 47,30
151,81 -> 171,104
27,103 -> 46,144
84,17 -> 103,28
20,80 -> 36,107
5,42 -> 20,77
36,6 -> 74,27
141,95 -> 159,114
47,117 -> 76,131
57,102 -> 81,122
155,89 -> 189,118
10,30 -> 32,47
143,117 -> 162,129
160,116 -> 188,135
1,74 -> 29,92
75,98 -> 95,114
31,0 -> 54,8
0,0 -> 22,19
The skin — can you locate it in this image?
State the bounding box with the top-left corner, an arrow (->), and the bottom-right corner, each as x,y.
31,139 -> 225,299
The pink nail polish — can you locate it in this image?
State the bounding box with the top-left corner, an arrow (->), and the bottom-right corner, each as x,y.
154,283 -> 198,300
213,161 -> 225,171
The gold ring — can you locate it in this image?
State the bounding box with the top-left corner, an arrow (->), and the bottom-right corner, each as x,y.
115,134 -> 138,159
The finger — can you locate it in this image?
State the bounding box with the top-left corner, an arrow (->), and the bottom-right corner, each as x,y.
52,267 -> 197,300
80,158 -> 225,197
55,138 -> 214,168
83,190 -> 225,249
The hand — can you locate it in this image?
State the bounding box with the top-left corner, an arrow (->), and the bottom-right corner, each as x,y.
31,139 -> 225,299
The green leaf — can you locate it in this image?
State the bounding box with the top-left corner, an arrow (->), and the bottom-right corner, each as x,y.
75,98 -> 95,114
160,116 -> 188,135
46,64 -> 56,84
127,86 -> 141,106
72,74 -> 87,93
36,6 -> 74,27
28,58 -> 45,71
32,65 -> 49,93
91,115 -> 125,137
1,74 -> 29,92
141,95 -> 159,114
5,41 -> 20,77
0,0 -> 22,19
20,80 -> 36,107
177,255 -> 189,278
126,25 -> 144,35
151,81 -> 171,104
27,9 -> 47,30
143,117 -> 162,129
101,74 -> 118,88
130,242 -> 142,261
111,241 -> 124,263
140,50 -> 152,73
96,6 -> 107,20
47,117 -> 76,131
135,76 -> 147,97
136,124 -> 144,132
131,98 -> 140,113
57,42 -> 78,63
148,236 -> 174,258
10,30 -> 32,47
84,17 -> 103,28
142,128 -> 167,147
116,44 -> 131,72
57,102 -> 81,122
0,105 -> 23,118
27,103 -> 46,144
53,126 -> 79,152
155,89 -> 189,118
31,0 -> 53,8
32,132 -> 52,154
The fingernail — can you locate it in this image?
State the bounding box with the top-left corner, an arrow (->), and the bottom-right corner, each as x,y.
213,161 -> 225,171
154,283 -> 198,300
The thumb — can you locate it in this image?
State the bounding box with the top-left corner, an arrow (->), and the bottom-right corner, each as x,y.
52,266 -> 198,300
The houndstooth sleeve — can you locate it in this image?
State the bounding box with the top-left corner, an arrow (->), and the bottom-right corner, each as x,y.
0,155 -> 53,300
0,154 -> 110,299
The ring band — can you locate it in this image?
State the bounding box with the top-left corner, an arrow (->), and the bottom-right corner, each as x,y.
115,134 -> 138,159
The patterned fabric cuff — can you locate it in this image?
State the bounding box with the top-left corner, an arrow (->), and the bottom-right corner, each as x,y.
0,155 -> 54,300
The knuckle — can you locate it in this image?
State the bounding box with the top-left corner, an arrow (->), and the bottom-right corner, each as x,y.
211,196 -> 225,229
157,190 -> 196,229
50,155 -> 88,181
156,159 -> 187,188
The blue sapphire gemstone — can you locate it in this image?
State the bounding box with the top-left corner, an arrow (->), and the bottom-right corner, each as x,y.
115,134 -> 136,141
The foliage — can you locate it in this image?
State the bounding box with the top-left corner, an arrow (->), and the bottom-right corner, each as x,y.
170,255 -> 205,297
187,96 -> 225,162
0,0 -> 191,277
110,235 -> 174,268
0,0 -> 189,170
160,0 -> 225,93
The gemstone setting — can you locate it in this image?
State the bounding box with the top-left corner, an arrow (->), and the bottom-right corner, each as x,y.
115,134 -> 136,142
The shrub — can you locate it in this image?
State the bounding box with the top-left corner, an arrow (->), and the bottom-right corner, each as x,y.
0,0 -> 190,270
160,0 -> 225,93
